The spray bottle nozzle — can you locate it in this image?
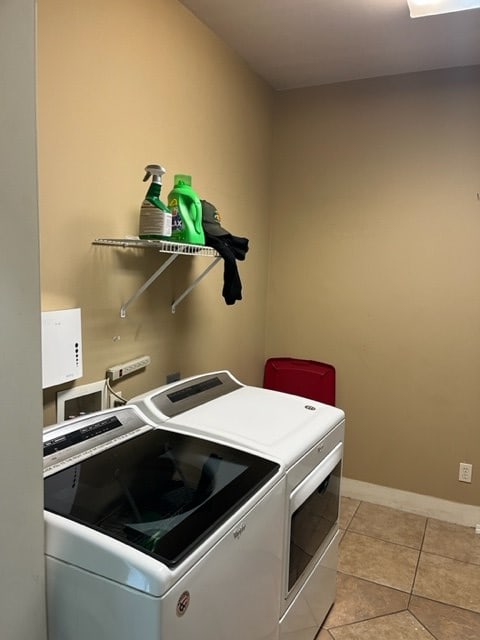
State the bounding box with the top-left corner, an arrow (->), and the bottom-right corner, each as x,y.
143,164 -> 166,184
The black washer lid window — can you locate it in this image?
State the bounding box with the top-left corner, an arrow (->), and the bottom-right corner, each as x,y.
44,428 -> 279,567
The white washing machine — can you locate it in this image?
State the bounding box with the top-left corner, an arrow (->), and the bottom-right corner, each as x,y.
130,371 -> 346,640
43,404 -> 286,640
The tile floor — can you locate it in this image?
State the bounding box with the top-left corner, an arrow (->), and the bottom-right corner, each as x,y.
318,498 -> 480,639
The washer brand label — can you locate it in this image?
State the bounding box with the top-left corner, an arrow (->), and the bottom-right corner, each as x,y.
176,590 -> 190,617
233,523 -> 246,540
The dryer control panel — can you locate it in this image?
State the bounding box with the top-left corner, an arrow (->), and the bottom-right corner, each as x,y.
131,370 -> 242,419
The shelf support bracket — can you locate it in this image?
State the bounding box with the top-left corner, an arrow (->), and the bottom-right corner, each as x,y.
171,257 -> 222,313
120,254 -> 179,318
93,239 -> 220,318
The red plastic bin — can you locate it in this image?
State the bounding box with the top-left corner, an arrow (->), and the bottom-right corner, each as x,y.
263,357 -> 336,406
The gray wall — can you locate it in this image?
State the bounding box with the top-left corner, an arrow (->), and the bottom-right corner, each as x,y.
0,0 -> 46,638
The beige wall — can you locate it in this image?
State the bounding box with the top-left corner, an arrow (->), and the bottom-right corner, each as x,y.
268,67 -> 480,505
38,0 -> 274,425
0,0 -> 46,637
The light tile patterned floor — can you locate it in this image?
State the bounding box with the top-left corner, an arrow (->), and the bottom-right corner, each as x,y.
320,497 -> 480,639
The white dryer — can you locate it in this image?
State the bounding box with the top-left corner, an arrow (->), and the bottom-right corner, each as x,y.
43,404 -> 286,640
130,371 -> 346,640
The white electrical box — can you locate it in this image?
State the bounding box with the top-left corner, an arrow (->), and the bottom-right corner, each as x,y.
41,308 -> 83,389
56,380 -> 107,422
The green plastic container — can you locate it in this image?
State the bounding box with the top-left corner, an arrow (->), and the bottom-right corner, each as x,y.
168,175 -> 205,245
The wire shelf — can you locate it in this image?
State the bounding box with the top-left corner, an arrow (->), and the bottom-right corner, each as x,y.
93,237 -> 218,257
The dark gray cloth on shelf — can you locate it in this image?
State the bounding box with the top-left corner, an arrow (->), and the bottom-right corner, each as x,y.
203,231 -> 249,305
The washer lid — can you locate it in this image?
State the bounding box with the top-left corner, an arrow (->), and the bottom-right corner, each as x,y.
44,426 -> 279,569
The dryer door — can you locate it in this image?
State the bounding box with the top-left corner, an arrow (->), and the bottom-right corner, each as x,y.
44,428 -> 279,567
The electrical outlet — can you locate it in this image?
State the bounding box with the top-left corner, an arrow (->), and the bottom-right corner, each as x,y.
459,462 -> 473,483
108,389 -> 123,408
107,355 -> 151,381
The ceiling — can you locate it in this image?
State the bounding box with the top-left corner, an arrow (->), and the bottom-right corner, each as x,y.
178,0 -> 480,90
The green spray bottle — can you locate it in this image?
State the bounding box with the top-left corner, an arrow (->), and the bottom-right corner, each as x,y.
168,175 -> 205,245
139,164 -> 172,239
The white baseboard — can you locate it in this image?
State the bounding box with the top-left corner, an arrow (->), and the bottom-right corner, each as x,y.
341,477 -> 480,528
